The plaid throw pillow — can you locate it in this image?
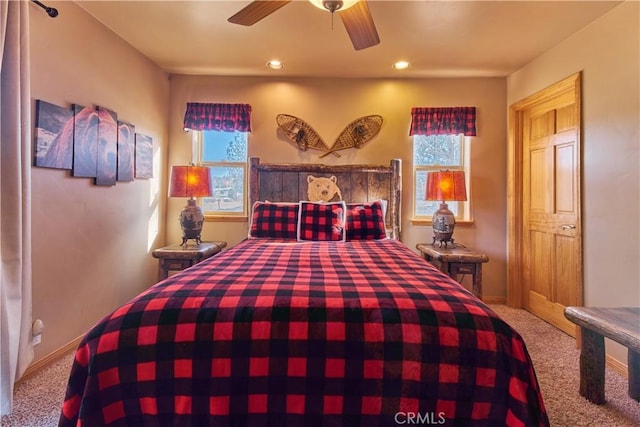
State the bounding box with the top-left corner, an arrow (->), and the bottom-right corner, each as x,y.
249,201 -> 299,239
297,201 -> 346,242
346,200 -> 387,240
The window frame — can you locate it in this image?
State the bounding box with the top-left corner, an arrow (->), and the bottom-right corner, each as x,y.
412,133 -> 472,223
191,130 -> 248,220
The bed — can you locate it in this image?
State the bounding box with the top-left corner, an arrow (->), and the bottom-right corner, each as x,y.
59,158 -> 548,426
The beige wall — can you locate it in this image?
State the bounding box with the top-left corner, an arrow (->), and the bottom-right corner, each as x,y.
29,2 -> 170,360
169,76 -> 508,298
507,1 -> 640,360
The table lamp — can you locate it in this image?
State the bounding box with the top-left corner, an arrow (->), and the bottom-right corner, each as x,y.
425,170 -> 467,247
169,165 -> 212,246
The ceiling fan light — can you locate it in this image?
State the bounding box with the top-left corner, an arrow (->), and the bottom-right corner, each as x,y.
309,0 -> 359,13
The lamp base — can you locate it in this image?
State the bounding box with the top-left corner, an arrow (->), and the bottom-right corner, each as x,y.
432,202 -> 456,247
179,199 -> 205,246
432,236 -> 455,248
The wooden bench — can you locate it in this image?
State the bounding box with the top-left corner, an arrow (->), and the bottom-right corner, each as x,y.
564,307 -> 640,404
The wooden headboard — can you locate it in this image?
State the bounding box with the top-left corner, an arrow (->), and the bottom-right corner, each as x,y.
249,158 -> 402,239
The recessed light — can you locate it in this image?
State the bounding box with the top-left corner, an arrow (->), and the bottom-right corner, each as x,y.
393,61 -> 410,70
267,60 -> 284,70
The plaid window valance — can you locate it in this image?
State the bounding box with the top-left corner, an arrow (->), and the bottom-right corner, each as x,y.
183,103 -> 252,132
409,107 -> 476,136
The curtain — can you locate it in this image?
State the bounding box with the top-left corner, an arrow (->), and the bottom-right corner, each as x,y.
409,106 -> 477,136
0,0 -> 34,416
183,102 -> 252,132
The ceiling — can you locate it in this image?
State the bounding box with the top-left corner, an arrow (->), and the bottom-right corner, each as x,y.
73,0 -> 622,79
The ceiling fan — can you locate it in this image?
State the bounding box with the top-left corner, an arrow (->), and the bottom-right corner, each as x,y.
228,0 -> 380,51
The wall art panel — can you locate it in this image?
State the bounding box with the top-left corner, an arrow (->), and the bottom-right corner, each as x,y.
72,104 -> 99,178
34,99 -> 73,169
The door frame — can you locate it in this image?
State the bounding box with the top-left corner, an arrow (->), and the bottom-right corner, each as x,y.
506,72 -> 583,308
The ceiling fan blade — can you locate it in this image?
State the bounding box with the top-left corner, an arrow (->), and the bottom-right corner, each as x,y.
228,1 -> 292,26
339,0 -> 380,50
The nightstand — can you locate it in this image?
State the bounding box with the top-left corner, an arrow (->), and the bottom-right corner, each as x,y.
152,241 -> 227,281
416,243 -> 489,300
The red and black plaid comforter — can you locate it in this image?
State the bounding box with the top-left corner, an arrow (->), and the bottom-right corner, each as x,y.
59,239 -> 548,426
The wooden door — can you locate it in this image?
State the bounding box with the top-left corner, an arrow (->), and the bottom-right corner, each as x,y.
508,73 -> 582,336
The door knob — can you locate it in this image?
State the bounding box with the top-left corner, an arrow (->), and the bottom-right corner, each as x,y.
561,224 -> 576,230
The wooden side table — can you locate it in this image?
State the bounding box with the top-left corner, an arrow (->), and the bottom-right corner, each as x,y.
416,243 -> 489,300
152,241 -> 227,281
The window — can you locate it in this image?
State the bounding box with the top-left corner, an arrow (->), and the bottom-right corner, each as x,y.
193,130 -> 248,217
413,134 -> 470,221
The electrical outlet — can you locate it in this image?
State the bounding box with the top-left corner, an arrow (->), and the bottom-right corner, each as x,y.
33,334 -> 42,346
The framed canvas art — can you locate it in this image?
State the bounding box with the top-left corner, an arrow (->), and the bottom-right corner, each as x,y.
135,133 -> 153,179
34,100 -> 73,170
72,104 -> 99,178
117,121 -> 135,182
95,106 -> 118,186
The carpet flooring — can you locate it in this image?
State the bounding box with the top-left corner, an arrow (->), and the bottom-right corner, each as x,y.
1,304 -> 639,426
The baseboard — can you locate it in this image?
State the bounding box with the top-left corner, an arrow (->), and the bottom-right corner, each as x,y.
17,335 -> 83,384
607,354 -> 629,379
483,296 -> 506,304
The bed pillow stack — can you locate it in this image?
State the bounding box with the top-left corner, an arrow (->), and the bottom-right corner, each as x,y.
249,199 -> 387,241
